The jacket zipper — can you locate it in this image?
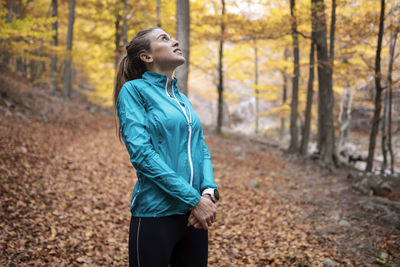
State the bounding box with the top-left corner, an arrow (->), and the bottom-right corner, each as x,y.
165,78 -> 194,186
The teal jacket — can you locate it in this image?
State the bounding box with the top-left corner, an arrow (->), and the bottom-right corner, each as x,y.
117,71 -> 218,217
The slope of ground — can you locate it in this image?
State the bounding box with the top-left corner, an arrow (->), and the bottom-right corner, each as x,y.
1,71 -> 399,266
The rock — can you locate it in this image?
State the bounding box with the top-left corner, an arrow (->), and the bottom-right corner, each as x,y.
351,173 -> 391,197
380,182 -> 393,193
338,220 -> 351,227
353,178 -> 373,195
338,143 -> 359,164
380,212 -> 399,227
323,258 -> 338,266
354,161 -> 367,172
380,252 -> 388,260
309,142 -> 318,154
359,200 -> 376,211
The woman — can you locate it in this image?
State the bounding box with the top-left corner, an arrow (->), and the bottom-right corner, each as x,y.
113,27 -> 219,267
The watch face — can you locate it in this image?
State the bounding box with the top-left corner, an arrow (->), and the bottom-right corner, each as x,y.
214,189 -> 220,201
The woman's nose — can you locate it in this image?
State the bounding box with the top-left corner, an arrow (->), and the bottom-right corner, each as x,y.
172,39 -> 179,47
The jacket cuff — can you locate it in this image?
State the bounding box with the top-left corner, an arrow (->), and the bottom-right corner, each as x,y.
202,188 -> 215,196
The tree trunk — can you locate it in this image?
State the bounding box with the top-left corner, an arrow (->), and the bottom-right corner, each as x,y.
388,70 -> 394,175
50,0 -> 58,93
366,0 -> 385,172
280,48 -> 289,139
114,13 -> 121,69
288,0 -> 300,153
30,1 -> 50,83
21,57 -> 28,77
32,48 -> 43,81
312,0 -> 335,166
122,0 -> 128,47
2,0 -> 14,68
157,0 -> 161,27
63,0 -> 75,99
329,0 -> 337,162
16,0 -> 23,73
381,89 -> 388,174
175,0 -> 190,96
386,1 -> 397,174
329,0 -> 336,61
254,39 -> 259,134
300,40 -> 315,155
29,59 -> 35,80
337,85 -> 355,155
380,1 -> 397,173
16,0 -> 21,18
7,0 -> 14,22
216,0 -> 225,134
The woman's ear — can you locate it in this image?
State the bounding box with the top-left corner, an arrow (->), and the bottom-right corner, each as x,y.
140,53 -> 153,63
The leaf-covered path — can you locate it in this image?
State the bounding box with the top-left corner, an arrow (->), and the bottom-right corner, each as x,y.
1,75 -> 399,266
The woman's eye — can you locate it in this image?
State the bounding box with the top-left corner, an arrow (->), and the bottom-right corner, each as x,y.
162,36 -> 169,41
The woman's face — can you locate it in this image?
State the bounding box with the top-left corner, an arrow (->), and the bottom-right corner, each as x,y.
144,28 -> 185,70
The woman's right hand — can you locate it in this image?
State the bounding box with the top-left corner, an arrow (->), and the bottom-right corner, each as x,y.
187,196 -> 216,230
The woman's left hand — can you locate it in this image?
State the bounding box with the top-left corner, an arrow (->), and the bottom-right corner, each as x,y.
187,195 -> 216,230
187,213 -> 203,229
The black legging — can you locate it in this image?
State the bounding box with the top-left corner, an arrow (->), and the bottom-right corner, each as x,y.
129,213 -> 208,267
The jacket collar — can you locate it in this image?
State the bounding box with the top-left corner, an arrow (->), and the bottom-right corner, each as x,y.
142,71 -> 178,93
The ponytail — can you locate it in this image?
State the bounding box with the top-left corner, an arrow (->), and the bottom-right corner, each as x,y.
113,26 -> 160,142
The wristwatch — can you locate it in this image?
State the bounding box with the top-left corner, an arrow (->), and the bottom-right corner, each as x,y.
202,188 -> 220,203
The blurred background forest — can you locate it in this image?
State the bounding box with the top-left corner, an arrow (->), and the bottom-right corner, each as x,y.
1,0 -> 399,175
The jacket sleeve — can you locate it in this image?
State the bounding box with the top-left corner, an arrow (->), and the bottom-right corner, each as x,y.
200,128 -> 218,193
117,83 -> 201,207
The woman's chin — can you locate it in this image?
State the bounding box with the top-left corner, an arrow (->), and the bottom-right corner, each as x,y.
175,56 -> 186,67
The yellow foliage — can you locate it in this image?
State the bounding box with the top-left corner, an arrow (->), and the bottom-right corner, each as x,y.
2,0 -> 396,117
259,104 -> 291,118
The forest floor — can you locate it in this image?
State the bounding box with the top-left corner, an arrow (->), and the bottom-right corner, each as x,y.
1,70 -> 399,267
